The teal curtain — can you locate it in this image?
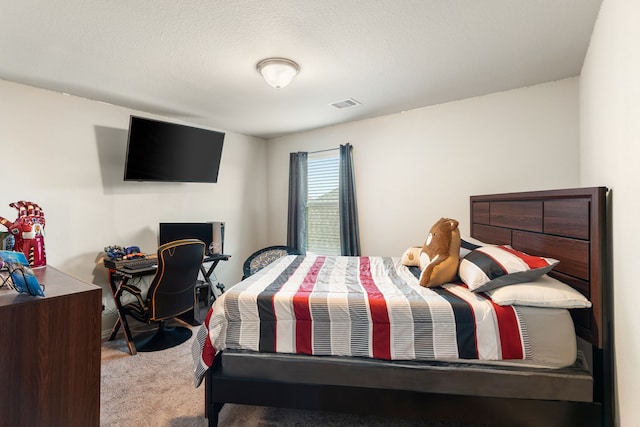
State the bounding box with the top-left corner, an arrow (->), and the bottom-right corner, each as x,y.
286,152 -> 308,254
339,143 -> 361,256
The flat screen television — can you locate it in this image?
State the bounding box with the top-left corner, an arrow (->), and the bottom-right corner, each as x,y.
124,116 -> 225,183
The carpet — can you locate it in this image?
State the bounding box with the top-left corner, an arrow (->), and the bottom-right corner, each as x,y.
101,323 -> 481,427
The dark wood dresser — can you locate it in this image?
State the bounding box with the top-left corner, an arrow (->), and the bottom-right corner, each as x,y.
0,266 -> 101,427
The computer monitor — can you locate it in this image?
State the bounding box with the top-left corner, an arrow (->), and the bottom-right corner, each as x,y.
158,222 -> 224,256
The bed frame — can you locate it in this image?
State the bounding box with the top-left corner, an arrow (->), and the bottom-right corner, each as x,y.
204,187 -> 612,427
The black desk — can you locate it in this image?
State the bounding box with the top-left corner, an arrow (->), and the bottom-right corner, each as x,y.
200,254 -> 230,297
105,265 -> 155,355
104,254 -> 230,355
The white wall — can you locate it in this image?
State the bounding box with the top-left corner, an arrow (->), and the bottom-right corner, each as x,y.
267,78 -> 581,256
580,0 -> 640,425
0,80 -> 268,334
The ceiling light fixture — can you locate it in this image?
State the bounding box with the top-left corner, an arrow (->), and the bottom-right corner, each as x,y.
256,58 -> 300,89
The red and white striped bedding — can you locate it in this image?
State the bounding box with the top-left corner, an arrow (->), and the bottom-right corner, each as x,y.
193,255 -> 531,386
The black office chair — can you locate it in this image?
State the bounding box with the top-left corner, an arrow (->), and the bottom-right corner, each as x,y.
117,239 -> 205,352
242,245 -> 301,280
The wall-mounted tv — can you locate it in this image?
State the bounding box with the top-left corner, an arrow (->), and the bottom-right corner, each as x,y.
124,116 -> 225,183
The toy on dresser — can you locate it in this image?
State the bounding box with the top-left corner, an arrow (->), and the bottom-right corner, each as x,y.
0,201 -> 46,267
0,249 -> 45,296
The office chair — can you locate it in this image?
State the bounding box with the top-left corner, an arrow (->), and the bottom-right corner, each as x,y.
117,238 -> 205,352
242,245 -> 301,280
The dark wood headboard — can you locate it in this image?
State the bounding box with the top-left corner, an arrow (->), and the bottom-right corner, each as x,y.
470,187 -> 608,349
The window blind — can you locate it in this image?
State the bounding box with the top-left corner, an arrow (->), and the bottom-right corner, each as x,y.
307,151 -> 340,255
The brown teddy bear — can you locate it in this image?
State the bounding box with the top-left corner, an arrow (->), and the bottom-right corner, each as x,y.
418,217 -> 461,288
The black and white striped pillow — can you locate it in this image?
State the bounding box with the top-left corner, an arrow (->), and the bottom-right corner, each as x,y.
459,245 -> 559,293
459,237 -> 485,258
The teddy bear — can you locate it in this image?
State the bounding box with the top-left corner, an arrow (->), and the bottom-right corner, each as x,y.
415,217 -> 461,288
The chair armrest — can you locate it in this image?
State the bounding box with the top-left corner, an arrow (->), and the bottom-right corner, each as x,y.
116,283 -> 146,308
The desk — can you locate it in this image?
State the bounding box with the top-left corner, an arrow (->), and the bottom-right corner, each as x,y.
0,266 -> 101,426
106,266 -> 155,355
200,254 -> 230,298
105,254 -> 230,355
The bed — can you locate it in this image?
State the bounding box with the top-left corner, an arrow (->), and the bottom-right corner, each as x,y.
192,187 -> 612,427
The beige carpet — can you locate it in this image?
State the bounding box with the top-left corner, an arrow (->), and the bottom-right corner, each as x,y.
100,322 -> 206,427
101,322 -> 481,427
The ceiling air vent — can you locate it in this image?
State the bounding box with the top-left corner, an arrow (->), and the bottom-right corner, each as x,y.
330,98 -> 361,109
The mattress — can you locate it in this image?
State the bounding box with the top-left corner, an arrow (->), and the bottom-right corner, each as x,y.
193,255 -> 577,386
470,305 -> 576,368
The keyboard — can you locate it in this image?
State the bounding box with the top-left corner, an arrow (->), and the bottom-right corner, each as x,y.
119,258 -> 157,272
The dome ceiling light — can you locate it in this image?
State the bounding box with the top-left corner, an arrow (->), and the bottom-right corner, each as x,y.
256,58 -> 300,89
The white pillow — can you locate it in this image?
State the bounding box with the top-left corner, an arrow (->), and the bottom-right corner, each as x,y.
485,274 -> 592,308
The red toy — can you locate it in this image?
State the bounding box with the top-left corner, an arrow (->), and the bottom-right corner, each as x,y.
0,201 -> 47,267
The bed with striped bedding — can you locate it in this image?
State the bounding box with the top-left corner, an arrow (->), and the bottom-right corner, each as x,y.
194,188 -> 610,427
193,254 -> 532,386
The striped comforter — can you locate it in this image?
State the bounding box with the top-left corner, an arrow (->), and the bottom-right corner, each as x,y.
193,255 -> 530,386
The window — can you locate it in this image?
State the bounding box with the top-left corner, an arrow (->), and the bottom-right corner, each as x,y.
306,151 -> 340,255
287,144 -> 359,256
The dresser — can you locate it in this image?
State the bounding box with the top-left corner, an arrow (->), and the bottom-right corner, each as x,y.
0,266 -> 101,427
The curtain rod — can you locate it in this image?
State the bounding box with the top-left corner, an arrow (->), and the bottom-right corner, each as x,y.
309,147 -> 340,154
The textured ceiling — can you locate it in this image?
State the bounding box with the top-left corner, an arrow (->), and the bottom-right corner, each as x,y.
0,1 -> 602,139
